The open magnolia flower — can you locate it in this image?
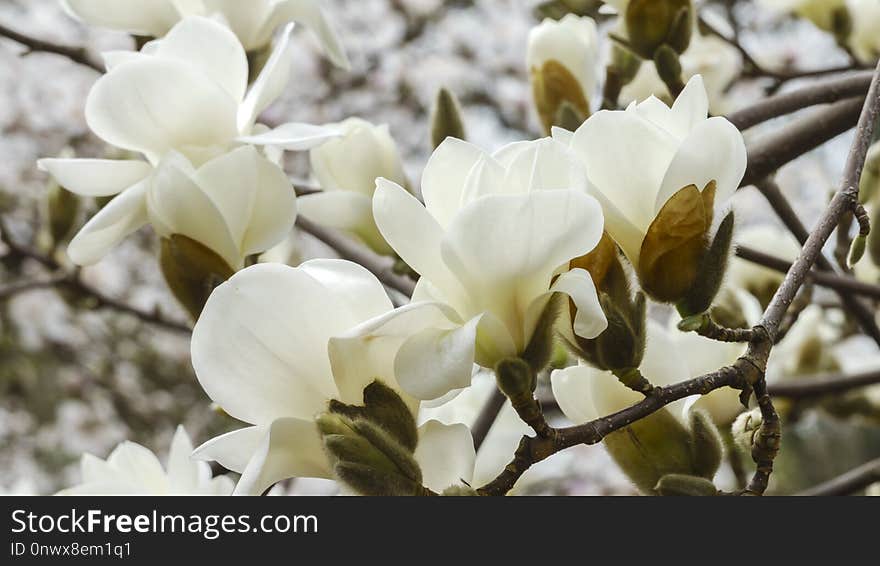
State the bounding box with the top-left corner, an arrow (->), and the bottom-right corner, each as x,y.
527,14 -> 598,133
38,16 -> 337,265
298,118 -> 408,256
552,320 -> 726,492
58,426 -> 234,495
348,137 -> 607,401
556,75 -> 747,304
190,260 -> 475,495
148,147 -> 296,270
61,0 -> 348,68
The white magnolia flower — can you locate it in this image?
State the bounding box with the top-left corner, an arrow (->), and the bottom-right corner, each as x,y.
298,118 -> 408,256
527,14 -> 599,132
61,0 -> 349,68
39,17 -> 337,265
620,32 -> 741,114
58,426 -> 234,495
190,260 -> 475,495
148,147 -> 296,269
354,137 -> 608,400
557,75 -> 746,283
758,0 -> 848,32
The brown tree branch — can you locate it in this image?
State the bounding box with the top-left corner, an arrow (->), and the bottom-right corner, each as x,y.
768,368 -> 880,399
0,21 -> 102,72
796,457 -> 880,496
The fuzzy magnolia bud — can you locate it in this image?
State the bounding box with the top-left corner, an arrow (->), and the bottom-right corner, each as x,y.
527,14 -> 597,134
624,0 -> 693,60
677,210 -> 735,316
732,407 -> 763,455
495,357 -> 537,400
655,474 -> 718,496
159,234 -> 235,320
689,410 -> 724,478
522,293 -> 564,373
430,88 -> 466,149
320,381 -> 427,496
849,233 -> 867,268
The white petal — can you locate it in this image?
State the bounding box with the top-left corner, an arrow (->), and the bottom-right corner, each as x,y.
493,137 -> 590,195
237,122 -> 341,150
166,426 -> 204,493
571,109 -> 678,232
373,178 -> 465,304
191,263 -> 374,424
238,24 -> 294,132
297,191 -> 373,233
148,154 -> 242,268
415,420 -> 475,492
37,158 -> 151,197
106,441 -> 170,493
67,179 -> 149,265
152,16 -> 249,104
440,190 -> 604,351
85,58 -> 238,161
298,258 -> 393,324
329,301 -> 465,407
201,0 -> 273,49
241,153 -> 298,256
655,116 -> 747,214
192,425 -> 268,473
62,0 -> 180,36
547,268 -> 607,340
550,364 -> 600,423
420,138 -> 487,229
234,417 -> 332,495
192,146 -> 259,246
264,0 -> 350,69
102,50 -> 146,71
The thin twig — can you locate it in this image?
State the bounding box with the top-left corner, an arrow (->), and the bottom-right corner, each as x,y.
797,457 -> 880,496
768,368 -> 880,399
0,21 -> 102,72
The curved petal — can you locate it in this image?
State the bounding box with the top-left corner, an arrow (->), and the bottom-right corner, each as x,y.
373,178 -> 464,304
241,153 -> 298,255
493,137 -> 590,195
192,425 -> 268,473
234,417 -> 331,495
440,190 -> 604,350
37,158 -> 152,197
61,0 -> 180,36
655,116 -> 747,215
152,16 -> 249,105
201,0 -> 273,48
67,179 -> 149,265
106,441 -> 169,493
192,263 -> 369,424
329,301 -> 465,407
238,24 -> 294,132
237,122 -> 341,151
414,421 -> 475,492
297,191 -> 373,232
148,154 -> 242,268
85,58 -> 238,161
192,146 -> 259,246
298,258 -> 393,324
571,109 -> 678,232
545,268 -> 607,340
420,138 -> 487,229
264,0 -> 350,69
550,364 -> 599,423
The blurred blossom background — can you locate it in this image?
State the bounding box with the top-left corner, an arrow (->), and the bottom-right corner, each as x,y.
1,0 -> 878,495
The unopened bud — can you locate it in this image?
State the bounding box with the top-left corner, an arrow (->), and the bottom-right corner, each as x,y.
689,410 -> 723,479
848,233 -> 867,268
655,474 -> 718,496
430,87 -> 466,149
624,0 -> 693,60
732,407 -> 763,455
159,234 -> 235,320
495,357 -> 537,400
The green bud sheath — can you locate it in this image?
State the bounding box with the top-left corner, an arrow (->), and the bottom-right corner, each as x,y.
688,410 -> 724,479
495,357 -> 537,400
328,380 -> 418,451
655,474 -> 718,496
522,293 -> 563,373
625,0 -> 693,59
678,209 -> 734,317
351,419 -> 422,484
47,183 -> 80,247
159,234 -> 235,321
430,87 -> 466,149
848,234 -> 867,268
333,462 -> 426,496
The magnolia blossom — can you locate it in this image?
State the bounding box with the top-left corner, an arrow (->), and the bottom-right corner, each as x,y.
620,32 -> 741,114
58,427 -> 234,495
148,147 -> 296,269
190,260 -> 476,495
346,137 -> 607,401
527,14 -> 599,132
298,118 -> 408,256
556,75 -> 747,280
38,17 -> 337,265
758,0 -> 848,32
61,0 -> 348,68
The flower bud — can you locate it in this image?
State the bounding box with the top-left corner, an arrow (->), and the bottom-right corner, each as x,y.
495,357 -> 537,400
677,210 -> 735,316
655,473 -> 718,496
522,293 -> 564,373
859,142 -> 880,204
688,410 -> 724,479
528,14 -> 598,134
47,182 -> 80,248
430,88 -> 467,149
849,233 -> 867,267
328,380 -> 418,452
159,234 -> 235,320
441,485 -> 479,496
732,407 -> 763,455
624,0 -> 693,60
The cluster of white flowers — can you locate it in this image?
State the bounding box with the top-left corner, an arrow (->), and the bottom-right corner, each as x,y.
48,1 -> 776,496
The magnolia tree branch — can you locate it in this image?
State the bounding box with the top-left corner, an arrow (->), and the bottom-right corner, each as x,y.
0,21 -> 102,72
478,61 -> 880,497
796,457 -> 880,496
0,217 -> 191,334
769,368 -> 880,399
